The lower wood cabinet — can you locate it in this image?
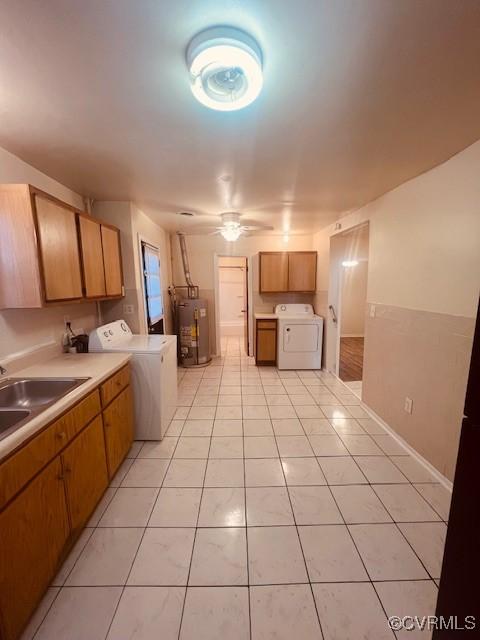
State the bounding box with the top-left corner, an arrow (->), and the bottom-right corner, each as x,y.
255,319 -> 278,366
0,364 -> 133,640
103,385 -> 134,476
61,415 -> 109,534
0,457 -> 70,640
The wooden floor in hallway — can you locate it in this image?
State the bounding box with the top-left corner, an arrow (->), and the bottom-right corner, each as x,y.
339,336 -> 364,382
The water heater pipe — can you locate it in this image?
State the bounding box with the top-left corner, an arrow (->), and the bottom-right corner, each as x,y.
177,232 -> 195,287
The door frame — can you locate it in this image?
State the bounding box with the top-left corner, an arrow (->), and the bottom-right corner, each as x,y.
213,254 -> 253,356
326,221 -> 369,375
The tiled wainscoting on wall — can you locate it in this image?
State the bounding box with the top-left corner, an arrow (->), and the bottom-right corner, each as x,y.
362,303 -> 475,480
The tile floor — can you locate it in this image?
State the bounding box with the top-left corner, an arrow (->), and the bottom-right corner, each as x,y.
25,337 -> 452,640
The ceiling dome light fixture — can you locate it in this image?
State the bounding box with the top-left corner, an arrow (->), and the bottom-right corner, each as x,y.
220,219 -> 243,242
186,26 -> 263,111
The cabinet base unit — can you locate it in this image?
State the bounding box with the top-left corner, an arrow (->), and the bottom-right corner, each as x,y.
255,319 -> 278,366
0,363 -> 134,640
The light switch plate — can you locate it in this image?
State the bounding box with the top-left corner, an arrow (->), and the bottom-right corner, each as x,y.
404,397 -> 413,414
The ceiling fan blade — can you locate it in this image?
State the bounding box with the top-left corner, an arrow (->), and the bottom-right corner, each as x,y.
240,218 -> 275,230
241,225 -> 274,232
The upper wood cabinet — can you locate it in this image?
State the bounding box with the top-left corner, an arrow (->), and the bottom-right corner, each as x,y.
35,195 -> 84,302
0,184 -> 124,308
101,225 -> 123,296
78,215 -> 107,298
288,252 -> 317,292
259,252 -> 289,292
259,251 -> 317,293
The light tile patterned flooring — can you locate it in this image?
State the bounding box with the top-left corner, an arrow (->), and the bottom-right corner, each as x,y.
25,337 -> 452,640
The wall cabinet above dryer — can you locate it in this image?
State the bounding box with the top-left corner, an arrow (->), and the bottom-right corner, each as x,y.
259,251 -> 317,293
0,184 -> 124,308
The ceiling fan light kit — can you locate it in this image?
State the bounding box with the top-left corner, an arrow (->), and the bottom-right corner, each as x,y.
186,26 -> 263,111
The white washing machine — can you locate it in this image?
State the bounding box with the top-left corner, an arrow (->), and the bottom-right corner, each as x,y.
275,304 -> 324,370
89,320 -> 177,440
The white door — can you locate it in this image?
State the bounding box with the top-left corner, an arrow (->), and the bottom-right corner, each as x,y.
283,324 -> 319,352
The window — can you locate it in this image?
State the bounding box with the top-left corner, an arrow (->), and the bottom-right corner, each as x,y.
141,242 -> 164,333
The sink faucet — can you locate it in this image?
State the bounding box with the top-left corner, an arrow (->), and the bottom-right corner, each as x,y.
0,365 -> 7,375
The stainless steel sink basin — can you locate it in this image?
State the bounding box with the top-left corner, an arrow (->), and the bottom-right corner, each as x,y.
0,378 -> 86,409
0,377 -> 89,441
0,409 -> 31,434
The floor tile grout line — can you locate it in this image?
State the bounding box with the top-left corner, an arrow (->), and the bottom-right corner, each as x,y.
272,415 -> 327,639
325,476 -> 397,628
102,407 -> 187,640
239,352 -> 253,640
177,354 -> 218,640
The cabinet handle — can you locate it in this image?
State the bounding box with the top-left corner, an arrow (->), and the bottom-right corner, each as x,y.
57,431 -> 66,440
57,473 -> 64,481
64,466 -> 72,474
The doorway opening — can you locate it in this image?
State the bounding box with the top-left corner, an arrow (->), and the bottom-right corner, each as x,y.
327,223 -> 369,397
217,256 -> 249,356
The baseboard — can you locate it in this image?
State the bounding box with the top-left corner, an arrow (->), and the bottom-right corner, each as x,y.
327,370 -> 453,492
340,334 -> 365,338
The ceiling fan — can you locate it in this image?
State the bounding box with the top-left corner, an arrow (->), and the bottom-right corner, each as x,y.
189,212 -> 274,241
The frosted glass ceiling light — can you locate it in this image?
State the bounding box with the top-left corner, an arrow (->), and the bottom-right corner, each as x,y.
220,221 -> 242,241
186,26 -> 263,111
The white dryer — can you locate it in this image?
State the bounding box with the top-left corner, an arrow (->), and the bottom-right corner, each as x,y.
89,320 -> 177,440
275,304 -> 324,370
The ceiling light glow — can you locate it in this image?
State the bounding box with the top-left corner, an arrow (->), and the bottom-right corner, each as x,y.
342,260 -> 359,268
220,221 -> 243,242
186,27 -> 263,111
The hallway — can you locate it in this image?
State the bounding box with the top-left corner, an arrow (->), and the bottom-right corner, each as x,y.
25,337 -> 450,640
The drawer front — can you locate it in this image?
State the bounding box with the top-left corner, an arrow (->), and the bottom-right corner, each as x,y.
256,320 -> 277,330
0,389 -> 101,510
101,365 -> 130,407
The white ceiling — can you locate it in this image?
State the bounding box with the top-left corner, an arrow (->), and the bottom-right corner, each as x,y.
1,0 -> 480,234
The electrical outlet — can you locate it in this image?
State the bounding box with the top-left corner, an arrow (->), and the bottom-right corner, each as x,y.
369,304 -> 376,318
404,397 -> 413,414
123,304 -> 134,315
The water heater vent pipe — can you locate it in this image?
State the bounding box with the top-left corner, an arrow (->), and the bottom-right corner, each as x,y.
177,232 -> 194,287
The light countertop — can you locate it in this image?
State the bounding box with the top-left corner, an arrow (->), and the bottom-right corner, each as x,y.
254,313 -> 277,320
0,352 -> 131,460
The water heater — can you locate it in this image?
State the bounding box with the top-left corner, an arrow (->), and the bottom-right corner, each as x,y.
177,298 -> 211,366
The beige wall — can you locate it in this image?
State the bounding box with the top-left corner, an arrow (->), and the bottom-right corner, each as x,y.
341,261 -> 368,336
313,140 -> 480,479
93,202 -> 173,334
0,146 -> 97,360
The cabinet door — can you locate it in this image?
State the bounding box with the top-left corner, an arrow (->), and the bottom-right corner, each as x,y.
101,225 -> 123,296
288,252 -> 317,292
34,195 -> 83,301
62,416 -> 109,534
256,321 -> 277,365
0,457 -> 70,640
259,253 -> 288,293
103,385 -> 134,477
78,215 -> 106,298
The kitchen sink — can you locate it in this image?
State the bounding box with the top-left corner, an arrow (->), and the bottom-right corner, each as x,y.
0,378 -> 87,409
0,377 -> 89,441
0,409 -> 31,435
